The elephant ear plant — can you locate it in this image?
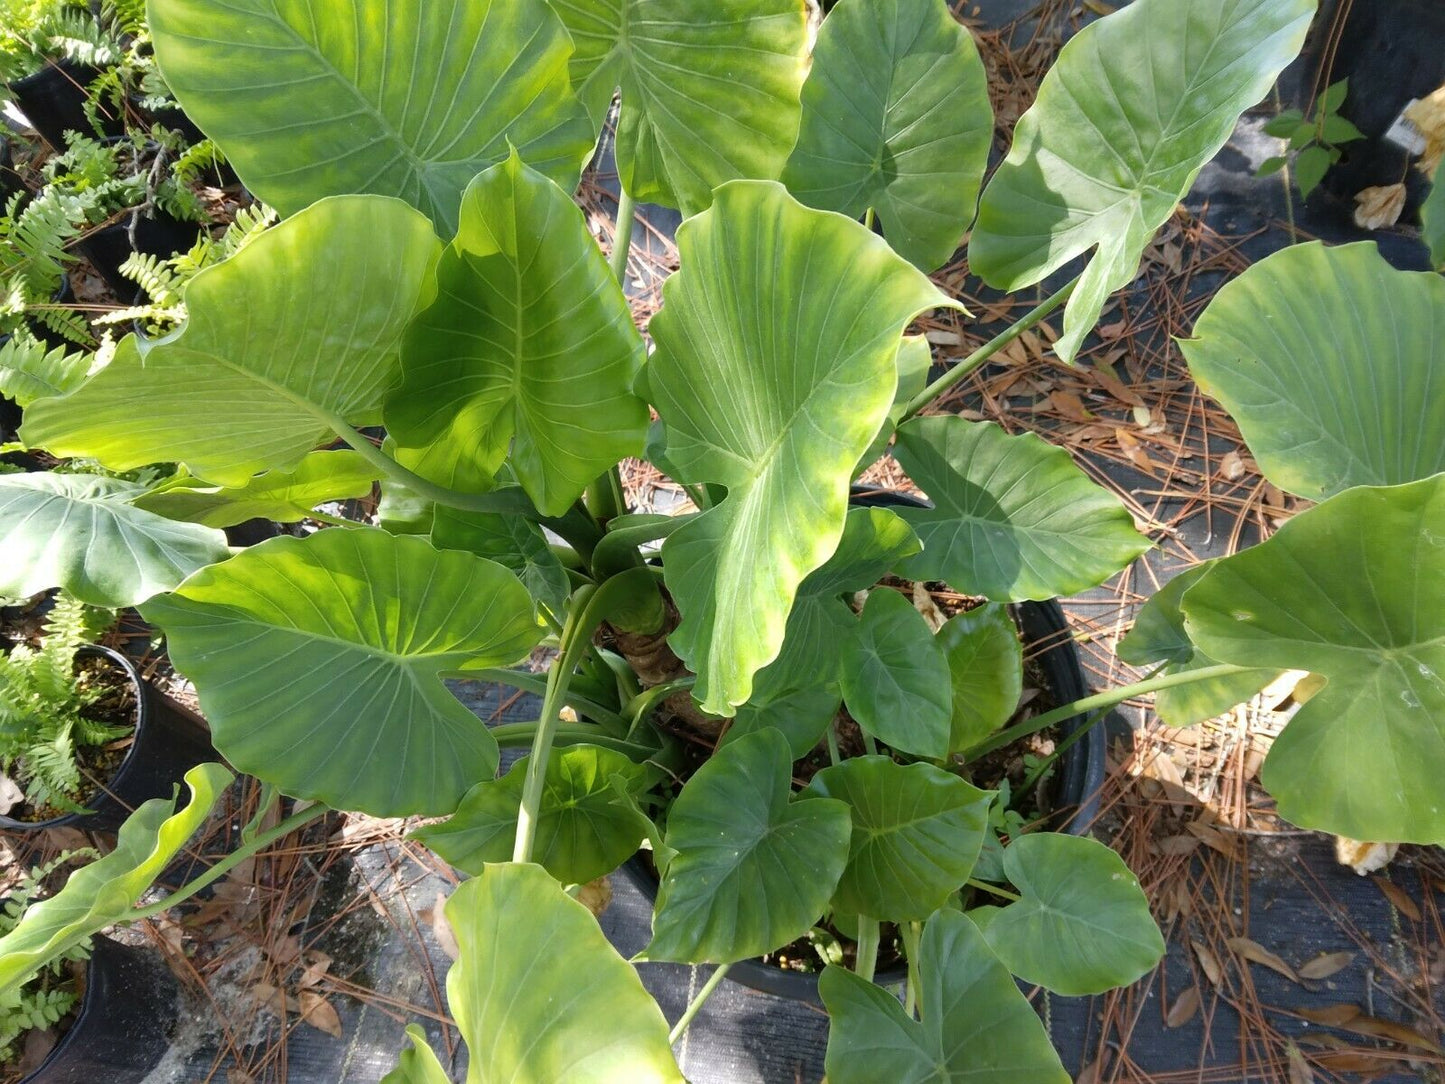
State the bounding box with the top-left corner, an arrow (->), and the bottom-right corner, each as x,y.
2,0 -> 1441,1077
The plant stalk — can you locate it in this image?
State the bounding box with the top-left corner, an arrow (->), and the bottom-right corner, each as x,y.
609,187 -> 637,285
853,918 -> 880,982
961,663 -> 1250,762
900,275 -> 1080,423
625,677 -> 695,740
966,878 -> 1021,903
669,963 -> 731,1044
131,801 -> 332,919
490,720 -> 657,759
902,920 -> 923,1018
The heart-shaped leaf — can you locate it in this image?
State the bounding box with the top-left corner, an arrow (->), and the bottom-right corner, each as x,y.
0,763 -> 231,997
23,197 -> 442,486
646,728 -> 851,963
938,604 -> 1022,752
1182,477 -> 1445,843
856,335 -> 932,475
646,181 -> 955,715
893,416 -> 1149,600
820,908 -> 1070,1084
551,0 -> 808,214
132,451 -> 379,528
423,863 -> 682,1083
805,757 -> 991,921
842,588 -> 952,758
385,152 -> 649,517
1118,564 -> 1278,726
0,473 -> 228,607
142,529 -> 542,817
980,833 -> 1164,995
968,0 -> 1314,361
1179,241 -> 1445,500
149,0 -> 594,233
431,505 -> 571,622
412,745 -> 652,885
782,0 -> 992,271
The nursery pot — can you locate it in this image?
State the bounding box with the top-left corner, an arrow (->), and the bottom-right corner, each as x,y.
5,60 -> 122,153
17,936 -> 178,1084
76,207 -> 202,296
619,489 -> 1106,1004
1295,0 -> 1445,223
0,644 -> 217,832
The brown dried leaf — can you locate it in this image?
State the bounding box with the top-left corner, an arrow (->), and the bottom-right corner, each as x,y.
1227,936 -> 1300,983
1075,1056 -> 1103,1084
1343,1015 -> 1443,1053
1404,84 -> 1445,175
912,581 -> 947,633
1191,940 -> 1222,987
1298,952 -> 1355,980
1166,985 -> 1201,1028
1154,835 -> 1202,857
1220,450 -> 1246,482
575,877 -> 613,918
250,983 -> 287,1017
298,951 -> 333,989
1371,876 -> 1422,922
299,991 -> 343,1039
422,891 -> 459,961
1115,428 -> 1162,476
1297,1003 -> 1362,1027
1049,390 -> 1095,423
1352,184 -> 1406,230
1287,1043 -> 1315,1084
1089,362 -> 1143,406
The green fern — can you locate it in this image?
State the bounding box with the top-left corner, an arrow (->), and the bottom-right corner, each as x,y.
0,335 -> 91,407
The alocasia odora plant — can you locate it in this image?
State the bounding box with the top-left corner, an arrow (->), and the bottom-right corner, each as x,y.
2,0 -> 1442,1077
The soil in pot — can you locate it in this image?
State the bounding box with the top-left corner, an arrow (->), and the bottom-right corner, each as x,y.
78,207 -> 202,296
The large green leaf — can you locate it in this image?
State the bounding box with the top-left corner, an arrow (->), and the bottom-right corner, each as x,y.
0,473 -> 228,607
820,908 -> 1069,1084
551,0 -> 808,215
132,451 -> 379,528
646,181 -> 955,715
842,589 -> 952,758
938,604 -> 1022,752
805,757 -> 990,921
382,1027 -> 451,1084
1118,564 -> 1278,726
646,728 -> 851,963
969,0 -> 1315,362
856,335 -> 932,475
1423,177 -> 1444,272
411,745 -> 652,885
893,417 -> 1149,600
23,197 -> 441,486
442,863 -> 682,1083
980,833 -> 1164,995
1179,241 -> 1445,501
142,529 -> 542,817
782,0 -> 992,271
385,152 -> 648,517
148,0 -> 594,233
431,505 -> 571,621
1182,478 -> 1445,843
0,763 -> 231,997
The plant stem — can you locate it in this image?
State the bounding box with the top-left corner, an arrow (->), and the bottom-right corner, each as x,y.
900,275 -> 1080,423
624,677 -> 695,740
863,206 -> 875,232
902,920 -> 923,1018
514,585 -> 599,863
961,663 -> 1249,762
853,918 -> 880,982
307,510 -> 363,528
490,721 -> 657,759
131,801 -> 331,919
609,187 -> 636,285
860,731 -> 878,757
462,667 -> 626,731
826,722 -> 842,766
966,878 -> 1021,903
669,963 -> 731,1044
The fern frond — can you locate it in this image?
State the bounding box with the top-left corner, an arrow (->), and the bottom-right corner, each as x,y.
0,334 -> 92,407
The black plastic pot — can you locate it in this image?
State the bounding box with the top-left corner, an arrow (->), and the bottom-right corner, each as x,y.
0,644 -> 217,832
0,136 -> 28,203
18,936 -> 178,1083
1294,0 -> 1445,225
77,207 -> 202,296
5,60 -> 122,152
620,489 -> 1105,1004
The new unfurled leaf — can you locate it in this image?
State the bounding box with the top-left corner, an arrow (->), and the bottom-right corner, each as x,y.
412,745 -> 652,885
1179,241 -> 1445,500
23,197 -> 442,486
893,416 -> 1149,600
1182,478 -> 1445,843
842,588 -> 952,758
980,833 -> 1164,995
938,603 -> 1022,751
782,0 -> 992,271
551,0 -> 808,214
143,529 -> 542,817
647,729 -> 851,963
646,181 -> 955,715
149,0 -> 594,233
385,152 -> 649,517
805,757 -> 991,921
0,763 -> 232,996
969,0 -> 1314,361
820,908 -> 1069,1083
0,473 -> 228,607
133,451 -> 379,528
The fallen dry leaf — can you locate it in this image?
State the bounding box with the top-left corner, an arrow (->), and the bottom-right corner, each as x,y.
1405,83 -> 1445,175
1353,184 -> 1406,230
1154,835 -> 1202,857
1298,952 -> 1355,980
422,891 -> 459,961
1227,936 -> 1300,983
1343,1015 -> 1443,1054
1286,1043 -> 1315,1084
1191,940 -> 1222,987
1166,985 -> 1201,1028
575,877 -> 613,918
1220,450 -> 1246,481
1372,876 -> 1422,922
912,581 -> 947,633
249,983 -> 287,1017
1297,1003 -> 1361,1028
299,991 -> 343,1039
1049,390 -> 1095,423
